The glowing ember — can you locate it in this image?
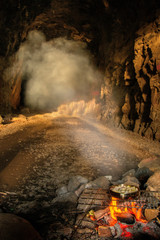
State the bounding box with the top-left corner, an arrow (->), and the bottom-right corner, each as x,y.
119,223 -> 133,238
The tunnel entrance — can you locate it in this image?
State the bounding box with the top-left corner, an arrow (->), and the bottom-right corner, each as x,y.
20,76 -> 28,108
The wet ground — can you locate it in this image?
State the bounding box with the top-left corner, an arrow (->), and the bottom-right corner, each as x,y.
0,112 -> 160,239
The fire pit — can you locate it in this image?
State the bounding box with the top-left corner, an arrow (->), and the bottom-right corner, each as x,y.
74,186 -> 160,239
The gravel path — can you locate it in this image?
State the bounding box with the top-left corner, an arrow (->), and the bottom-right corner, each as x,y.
0,113 -> 160,239
0,113 -> 160,191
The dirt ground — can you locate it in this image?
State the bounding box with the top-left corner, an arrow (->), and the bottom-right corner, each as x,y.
1,112 -> 160,239
0,112 -> 160,191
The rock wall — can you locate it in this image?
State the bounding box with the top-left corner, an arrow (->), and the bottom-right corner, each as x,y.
133,17 -> 160,140
99,1 -> 160,140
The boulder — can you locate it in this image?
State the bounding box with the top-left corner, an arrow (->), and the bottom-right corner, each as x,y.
56,185 -> 68,196
86,176 -> 110,190
146,170 -> 160,193
67,175 -> 88,192
135,167 -> 153,184
75,184 -> 86,197
122,169 -> 136,178
121,176 -> 140,187
138,157 -> 160,172
0,213 -> 42,240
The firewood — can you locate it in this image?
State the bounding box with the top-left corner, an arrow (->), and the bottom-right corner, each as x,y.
94,208 -> 109,220
144,209 -> 159,222
98,225 -> 113,237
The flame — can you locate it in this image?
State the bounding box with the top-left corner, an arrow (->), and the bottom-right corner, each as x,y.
109,197 -> 147,223
110,197 -> 128,220
131,202 -> 147,223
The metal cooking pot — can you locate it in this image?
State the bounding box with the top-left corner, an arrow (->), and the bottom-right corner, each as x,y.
110,184 -> 139,200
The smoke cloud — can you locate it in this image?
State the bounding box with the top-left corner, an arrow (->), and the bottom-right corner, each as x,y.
16,30 -> 100,110
57,99 -> 100,117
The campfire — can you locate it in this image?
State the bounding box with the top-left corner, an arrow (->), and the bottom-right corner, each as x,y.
87,197 -> 147,238
109,197 -> 146,223
108,184 -> 147,224
75,184 -> 160,239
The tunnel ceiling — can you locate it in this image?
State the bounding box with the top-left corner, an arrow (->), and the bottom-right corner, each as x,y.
1,0 -> 160,140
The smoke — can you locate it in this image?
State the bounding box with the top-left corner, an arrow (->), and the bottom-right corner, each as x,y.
57,98 -> 100,117
16,30 -> 100,110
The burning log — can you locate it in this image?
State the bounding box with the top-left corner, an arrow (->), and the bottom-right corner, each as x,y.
116,212 -> 135,224
94,207 -> 109,220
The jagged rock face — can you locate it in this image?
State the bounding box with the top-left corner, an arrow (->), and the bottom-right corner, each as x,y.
133,18 -> 160,139
99,0 -> 160,140
1,0 -> 160,140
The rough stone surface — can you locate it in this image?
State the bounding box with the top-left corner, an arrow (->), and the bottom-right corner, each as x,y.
88,176 -> 110,190
56,185 -> 68,196
146,171 -> 160,193
122,169 -> 136,178
135,167 -> 153,184
99,3 -> 160,140
138,157 -> 160,172
121,176 -> 140,187
75,184 -> 86,197
68,175 -> 88,192
85,181 -> 100,189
